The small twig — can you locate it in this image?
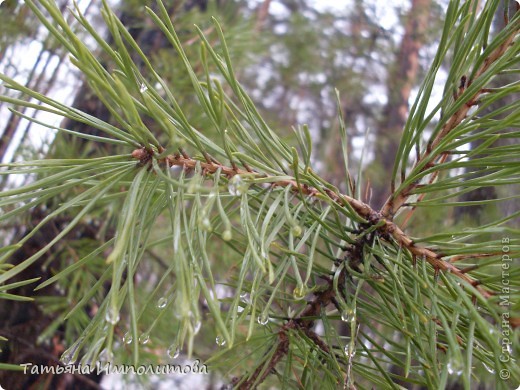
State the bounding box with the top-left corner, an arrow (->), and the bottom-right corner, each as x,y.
237,275 -> 340,389
380,23 -> 519,220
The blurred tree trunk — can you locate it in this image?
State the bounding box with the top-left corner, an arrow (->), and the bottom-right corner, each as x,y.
371,0 -> 431,209
0,19 -> 48,163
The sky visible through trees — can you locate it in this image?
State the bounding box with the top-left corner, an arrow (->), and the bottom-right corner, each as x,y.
1,0 -> 435,168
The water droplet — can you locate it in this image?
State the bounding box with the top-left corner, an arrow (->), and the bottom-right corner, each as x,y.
228,175 -> 247,196
240,291 -> 247,299
123,332 -> 133,344
344,344 -> 356,359
222,230 -> 232,241
200,217 -> 212,232
140,84 -> 148,93
169,165 -> 183,178
139,333 -> 150,345
257,315 -> 269,326
193,321 -> 202,334
293,286 -> 307,300
447,359 -> 463,376
157,297 -> 168,309
482,362 -> 495,374
105,307 -> 120,325
451,235 -> 456,240
291,225 -> 302,237
60,339 -> 82,365
98,348 -> 114,364
215,335 -> 226,346
341,308 -> 356,323
167,344 -> 180,359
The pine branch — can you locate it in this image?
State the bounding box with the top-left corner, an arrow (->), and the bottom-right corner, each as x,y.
237,270 -> 339,388
2,1 -> 519,387
134,134 -> 513,388
382,18 -> 520,219
138,147 -> 495,299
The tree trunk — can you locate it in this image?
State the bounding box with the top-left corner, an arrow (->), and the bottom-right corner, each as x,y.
371,0 -> 431,209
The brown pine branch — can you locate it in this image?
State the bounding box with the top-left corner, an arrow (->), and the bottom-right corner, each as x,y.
132,146 -> 504,389
237,274 -> 340,389
131,148 -> 495,299
128,24 -> 519,389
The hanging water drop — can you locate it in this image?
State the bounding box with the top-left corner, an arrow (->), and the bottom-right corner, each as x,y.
447,359 -> 463,376
98,348 -> 114,364
291,225 -> 302,237
167,344 -> 181,359
257,315 -> 269,326
157,297 -> 168,309
123,332 -> 133,344
293,286 -> 307,300
140,84 -> 148,93
105,307 -> 120,325
228,175 -> 247,196
341,308 -> 356,323
344,344 -> 356,359
200,217 -> 212,232
215,335 -> 226,346
222,230 -> 232,241
60,340 -> 81,365
139,333 -> 150,345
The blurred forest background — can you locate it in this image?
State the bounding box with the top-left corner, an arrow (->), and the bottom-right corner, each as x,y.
0,0 -> 516,388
